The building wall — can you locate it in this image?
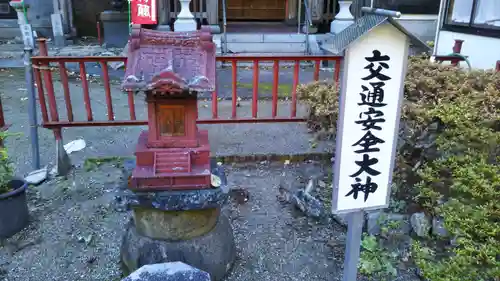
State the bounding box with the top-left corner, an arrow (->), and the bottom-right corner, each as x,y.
0,0 -> 53,39
395,15 -> 438,43
436,30 -> 500,70
73,0 -> 112,36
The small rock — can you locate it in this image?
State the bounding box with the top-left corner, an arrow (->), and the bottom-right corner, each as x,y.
292,189 -> 324,218
410,212 -> 431,237
121,262 -> 211,281
277,185 -> 292,203
318,180 -> 327,188
25,166 -> 48,185
366,212 -> 411,236
86,256 -> 97,264
77,234 -> 93,245
113,194 -> 130,212
432,217 -> 449,238
332,213 -> 348,227
229,188 -> 250,204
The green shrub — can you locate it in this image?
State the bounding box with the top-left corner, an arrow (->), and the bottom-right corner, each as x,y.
297,81 -> 339,139
0,132 -> 13,194
300,55 -> 500,281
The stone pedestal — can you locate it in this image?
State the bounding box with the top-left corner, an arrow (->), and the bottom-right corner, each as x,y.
121,162 -> 235,281
174,0 -> 197,31
121,213 -> 236,281
330,1 -> 354,35
100,10 -> 129,47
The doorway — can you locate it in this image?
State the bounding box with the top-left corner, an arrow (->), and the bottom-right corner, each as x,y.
220,0 -> 287,21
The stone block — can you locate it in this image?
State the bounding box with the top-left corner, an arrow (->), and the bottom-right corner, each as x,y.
122,262 -> 210,281
366,211 -> 411,236
132,207 -> 220,240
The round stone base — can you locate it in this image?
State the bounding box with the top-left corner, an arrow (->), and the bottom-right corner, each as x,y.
121,213 -> 236,281
132,207 -> 220,240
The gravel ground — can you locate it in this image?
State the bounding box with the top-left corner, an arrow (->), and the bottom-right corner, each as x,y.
0,160 -> 421,281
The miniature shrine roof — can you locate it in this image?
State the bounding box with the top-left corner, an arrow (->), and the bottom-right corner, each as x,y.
320,9 -> 431,55
121,26 -> 216,93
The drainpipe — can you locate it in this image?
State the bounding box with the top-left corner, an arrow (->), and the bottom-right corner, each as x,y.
432,0 -> 446,56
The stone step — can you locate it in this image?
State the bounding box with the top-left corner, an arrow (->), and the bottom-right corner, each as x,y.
225,42 -> 307,54
222,33 -> 307,43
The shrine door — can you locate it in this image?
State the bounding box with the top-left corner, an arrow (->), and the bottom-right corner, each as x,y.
221,0 -> 287,21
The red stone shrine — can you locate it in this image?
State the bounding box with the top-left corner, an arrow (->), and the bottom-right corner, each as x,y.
122,26 -> 216,191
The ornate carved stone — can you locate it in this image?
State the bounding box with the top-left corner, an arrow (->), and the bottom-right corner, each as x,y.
122,25 -> 215,93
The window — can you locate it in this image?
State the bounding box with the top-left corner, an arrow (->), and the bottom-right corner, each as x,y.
444,0 -> 500,37
0,0 -> 17,19
375,0 -> 440,15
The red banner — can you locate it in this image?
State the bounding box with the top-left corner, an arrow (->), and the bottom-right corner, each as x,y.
131,0 -> 157,25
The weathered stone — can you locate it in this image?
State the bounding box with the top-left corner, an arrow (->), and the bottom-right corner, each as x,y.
121,214 -> 236,281
122,262 -> 210,281
332,213 -> 348,227
366,212 -> 411,236
128,187 -> 228,211
432,217 -> 449,238
410,212 -> 431,237
292,189 -> 324,218
133,207 -> 220,240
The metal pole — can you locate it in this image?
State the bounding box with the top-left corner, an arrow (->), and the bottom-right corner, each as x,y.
24,47 -> 40,170
297,0 -> 302,34
341,210 -> 364,281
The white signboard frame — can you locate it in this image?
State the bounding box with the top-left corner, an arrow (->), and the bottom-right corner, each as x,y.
332,23 -> 409,214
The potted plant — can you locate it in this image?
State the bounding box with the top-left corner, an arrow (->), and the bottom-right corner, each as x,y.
0,132 -> 29,238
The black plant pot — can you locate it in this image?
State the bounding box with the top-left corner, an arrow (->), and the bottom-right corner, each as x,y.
0,179 -> 29,238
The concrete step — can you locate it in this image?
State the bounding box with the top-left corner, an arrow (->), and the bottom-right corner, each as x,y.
214,33 -> 309,54
226,42 -> 307,53
223,33 -> 307,43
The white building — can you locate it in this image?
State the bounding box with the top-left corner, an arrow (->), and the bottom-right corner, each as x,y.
433,0 -> 500,70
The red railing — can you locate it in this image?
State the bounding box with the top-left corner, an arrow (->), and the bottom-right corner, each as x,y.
31,47 -> 342,134
0,94 -> 7,147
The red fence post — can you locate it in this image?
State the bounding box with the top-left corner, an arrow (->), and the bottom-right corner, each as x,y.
36,38 -> 72,176
496,61 -> 500,72
0,94 -> 5,148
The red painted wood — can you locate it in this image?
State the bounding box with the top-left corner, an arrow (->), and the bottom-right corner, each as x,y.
272,60 -> 279,118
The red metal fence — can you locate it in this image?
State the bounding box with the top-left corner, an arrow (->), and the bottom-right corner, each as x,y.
31,40 -> 342,141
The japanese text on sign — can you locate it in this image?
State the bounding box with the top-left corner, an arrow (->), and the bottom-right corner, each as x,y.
131,0 -> 157,25
332,24 -> 408,213
346,50 -> 390,202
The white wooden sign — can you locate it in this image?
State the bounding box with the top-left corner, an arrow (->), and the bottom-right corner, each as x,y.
20,23 -> 34,49
332,23 -> 409,214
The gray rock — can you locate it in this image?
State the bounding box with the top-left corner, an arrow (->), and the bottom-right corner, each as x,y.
332,213 -> 348,227
410,212 -> 431,237
128,187 -> 228,212
292,189 -> 324,218
122,262 -> 210,281
432,217 -> 449,238
366,212 -> 411,236
121,214 -> 236,281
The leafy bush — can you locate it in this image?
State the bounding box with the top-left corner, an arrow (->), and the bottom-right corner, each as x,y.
300,55 -> 500,281
359,234 -> 398,278
0,132 -> 13,194
297,81 -> 339,140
